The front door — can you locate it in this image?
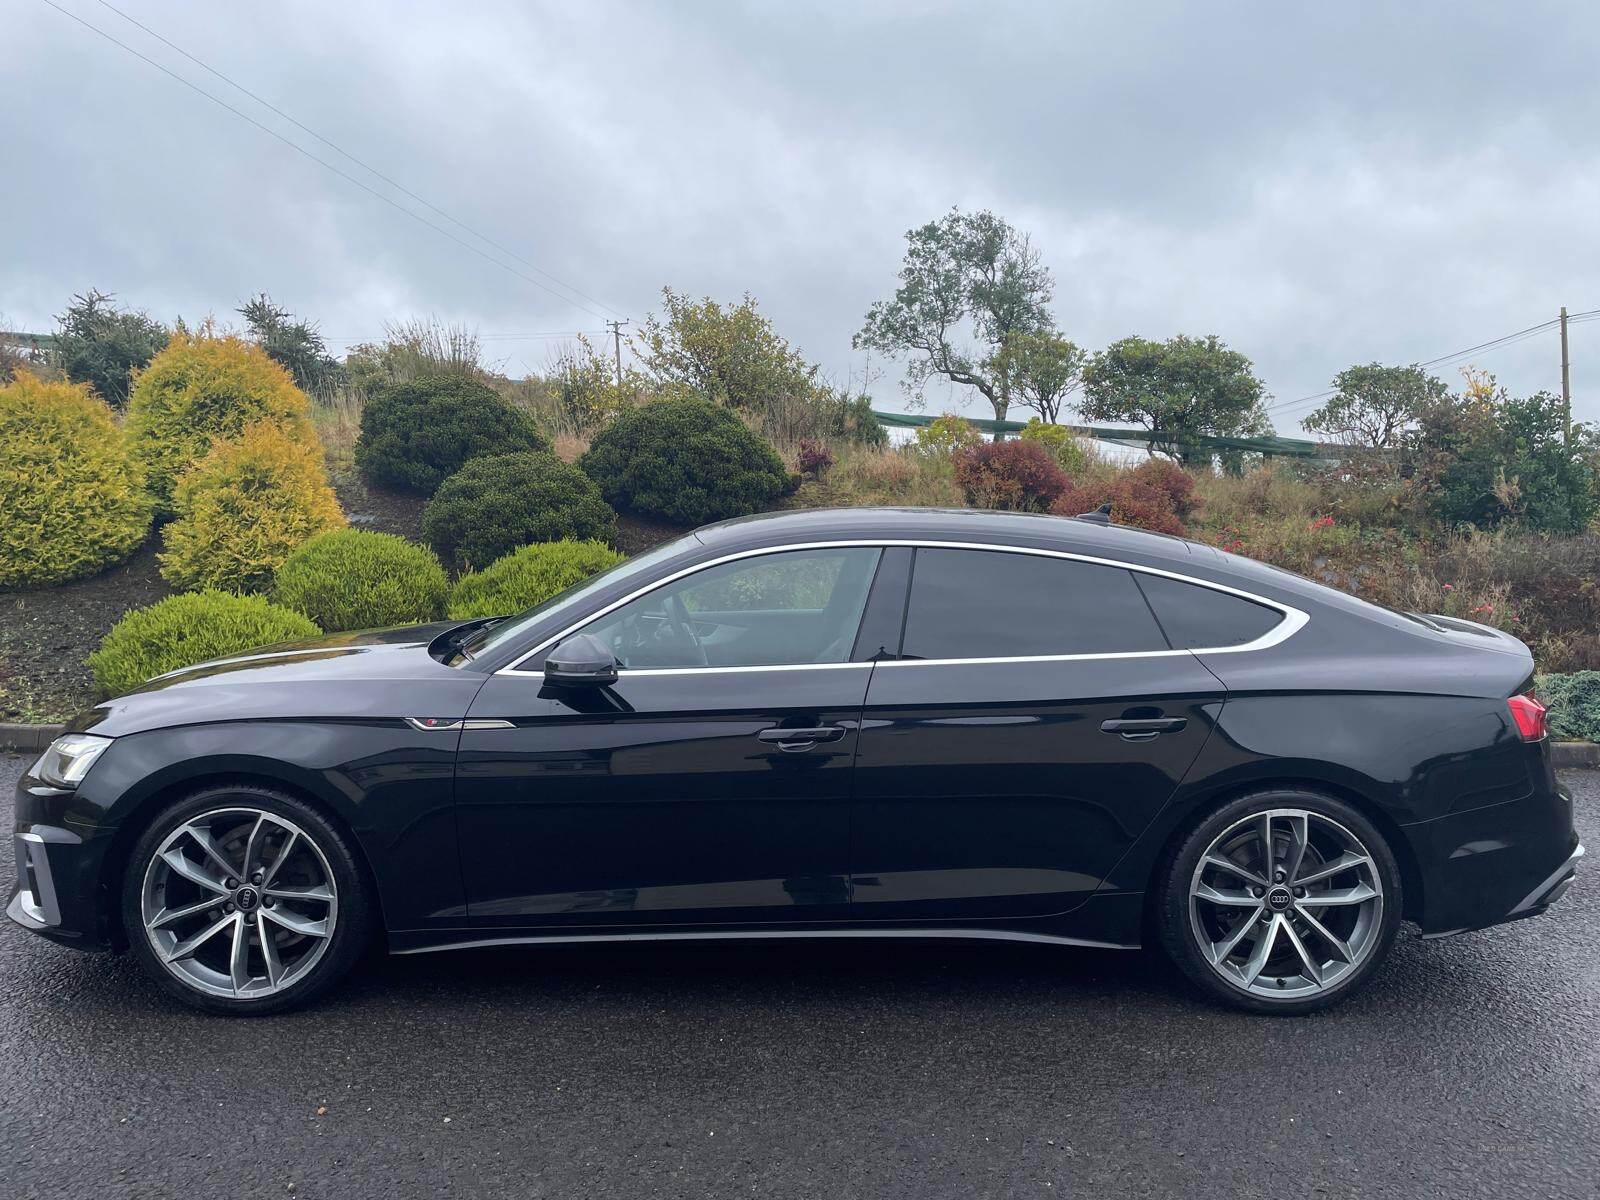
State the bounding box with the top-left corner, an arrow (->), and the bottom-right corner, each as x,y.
849,546 -> 1226,920
455,546 -> 884,927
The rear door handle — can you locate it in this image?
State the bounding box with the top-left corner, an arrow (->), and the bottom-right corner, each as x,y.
757,726 -> 848,750
1100,717 -> 1188,741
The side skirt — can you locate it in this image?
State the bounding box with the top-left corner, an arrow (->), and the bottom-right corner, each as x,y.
392,925 -> 1142,956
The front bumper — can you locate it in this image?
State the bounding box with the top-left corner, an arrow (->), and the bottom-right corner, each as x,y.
8,765 -> 120,950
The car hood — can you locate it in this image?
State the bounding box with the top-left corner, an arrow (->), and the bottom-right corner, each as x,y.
70,621 -> 493,738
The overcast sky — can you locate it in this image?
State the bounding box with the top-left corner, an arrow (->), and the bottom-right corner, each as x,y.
6,0 -> 1600,433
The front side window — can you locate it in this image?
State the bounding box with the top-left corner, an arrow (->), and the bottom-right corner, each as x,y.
577,548 -> 882,670
900,548 -> 1168,660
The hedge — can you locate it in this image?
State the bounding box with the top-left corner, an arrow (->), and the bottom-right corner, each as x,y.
1537,671 -> 1600,743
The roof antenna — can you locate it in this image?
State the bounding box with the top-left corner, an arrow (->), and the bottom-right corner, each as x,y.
1076,502 -> 1113,525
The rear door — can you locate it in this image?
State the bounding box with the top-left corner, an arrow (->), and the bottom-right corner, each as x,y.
849,546 -> 1228,920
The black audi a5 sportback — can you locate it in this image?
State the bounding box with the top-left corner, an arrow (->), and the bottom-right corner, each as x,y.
10,507 -> 1583,1015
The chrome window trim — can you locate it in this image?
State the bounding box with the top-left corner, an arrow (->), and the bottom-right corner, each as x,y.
497,539 -> 1309,677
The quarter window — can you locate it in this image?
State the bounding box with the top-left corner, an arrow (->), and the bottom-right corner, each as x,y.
899,548 -> 1169,660
1134,572 -> 1283,649
576,548 -> 882,670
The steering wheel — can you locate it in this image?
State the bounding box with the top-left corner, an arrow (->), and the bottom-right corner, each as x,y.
664,594 -> 709,666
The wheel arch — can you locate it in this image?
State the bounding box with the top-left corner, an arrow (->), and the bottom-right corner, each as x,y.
1138,775 -> 1424,943
98,771 -> 387,952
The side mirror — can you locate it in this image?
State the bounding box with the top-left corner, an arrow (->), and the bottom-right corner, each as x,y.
543,633 -> 619,687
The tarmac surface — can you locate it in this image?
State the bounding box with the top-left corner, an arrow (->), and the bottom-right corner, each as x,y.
3,752 -> 1596,1199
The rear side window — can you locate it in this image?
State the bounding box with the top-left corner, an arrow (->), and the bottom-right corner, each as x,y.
900,548 -> 1168,660
1134,572 -> 1282,649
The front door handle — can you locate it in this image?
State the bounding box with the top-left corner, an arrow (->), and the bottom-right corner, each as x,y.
1100,717 -> 1188,741
757,725 -> 848,751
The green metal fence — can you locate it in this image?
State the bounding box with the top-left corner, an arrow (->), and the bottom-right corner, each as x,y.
871,410 -> 1326,460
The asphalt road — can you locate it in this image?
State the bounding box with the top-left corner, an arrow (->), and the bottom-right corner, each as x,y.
3,755 -> 1597,1200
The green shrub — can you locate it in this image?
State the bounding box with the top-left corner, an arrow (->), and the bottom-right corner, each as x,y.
1537,671 -> 1600,743
448,539 -> 625,619
127,332 -> 316,512
159,422 -> 346,593
578,396 -> 788,525
274,529 -> 447,631
424,452 -> 617,570
89,590 -> 318,698
912,413 -> 983,459
355,374 -> 548,495
1018,418 -> 1089,474
1,373 -> 153,589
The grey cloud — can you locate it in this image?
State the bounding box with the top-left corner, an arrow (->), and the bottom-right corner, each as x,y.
3,0 -> 1597,428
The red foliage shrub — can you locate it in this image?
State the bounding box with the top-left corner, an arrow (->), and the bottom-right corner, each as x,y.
952,439 -> 1070,512
1051,458 -> 1201,536
797,438 -> 834,479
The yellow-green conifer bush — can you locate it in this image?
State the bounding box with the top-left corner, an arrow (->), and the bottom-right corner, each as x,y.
159,422 -> 345,593
0,372 -> 153,589
128,332 -> 316,512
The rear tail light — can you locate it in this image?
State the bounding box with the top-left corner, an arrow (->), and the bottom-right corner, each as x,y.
1507,693 -> 1548,742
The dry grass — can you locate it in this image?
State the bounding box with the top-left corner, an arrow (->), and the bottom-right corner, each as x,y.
552,433 -> 589,464
310,388 -> 363,476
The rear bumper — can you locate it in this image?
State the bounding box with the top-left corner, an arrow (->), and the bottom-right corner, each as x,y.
1408,769 -> 1583,938
1506,842 -> 1584,918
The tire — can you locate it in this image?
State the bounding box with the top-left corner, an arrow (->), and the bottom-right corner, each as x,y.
1156,788 -> 1403,1015
121,785 -> 372,1015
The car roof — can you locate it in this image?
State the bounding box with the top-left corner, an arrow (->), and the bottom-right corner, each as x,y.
693,506 -> 1217,567
689,506 -> 1381,621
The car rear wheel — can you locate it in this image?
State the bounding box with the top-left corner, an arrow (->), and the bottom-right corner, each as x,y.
1157,790 -> 1402,1015
121,786 -> 371,1015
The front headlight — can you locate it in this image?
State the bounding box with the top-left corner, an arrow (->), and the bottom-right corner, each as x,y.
31,733 -> 113,789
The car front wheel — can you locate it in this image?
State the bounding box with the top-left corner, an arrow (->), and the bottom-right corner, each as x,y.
1157,790 -> 1403,1015
121,786 -> 371,1015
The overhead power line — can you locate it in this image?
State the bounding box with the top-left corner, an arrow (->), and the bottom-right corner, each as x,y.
42,0 -> 622,323
1267,314 -> 1583,417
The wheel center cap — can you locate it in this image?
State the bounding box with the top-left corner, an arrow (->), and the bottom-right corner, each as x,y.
1266,886 -> 1293,912
233,886 -> 260,912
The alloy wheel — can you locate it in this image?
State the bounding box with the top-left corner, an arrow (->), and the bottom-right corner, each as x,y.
1188,807 -> 1384,1000
140,807 -> 339,1000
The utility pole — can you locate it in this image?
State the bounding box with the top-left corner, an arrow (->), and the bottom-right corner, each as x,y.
605,319 -> 628,391
1560,306 -> 1572,448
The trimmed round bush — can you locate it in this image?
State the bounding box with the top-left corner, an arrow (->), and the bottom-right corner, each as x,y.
89,589 -> 319,698
159,422 -> 346,593
424,452 -> 617,571
355,374 -> 548,495
1,373 -> 153,589
953,439 -> 1070,512
449,539 -> 625,619
578,396 -> 788,526
274,529 -> 448,631
128,333 -> 315,511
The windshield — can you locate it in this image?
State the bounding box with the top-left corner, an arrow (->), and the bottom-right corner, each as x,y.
460,534 -> 701,660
